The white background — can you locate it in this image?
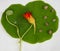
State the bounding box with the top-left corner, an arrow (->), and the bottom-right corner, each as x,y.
0,0 -> 60,51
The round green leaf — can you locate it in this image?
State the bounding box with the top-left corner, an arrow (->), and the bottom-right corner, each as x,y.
1,1 -> 58,44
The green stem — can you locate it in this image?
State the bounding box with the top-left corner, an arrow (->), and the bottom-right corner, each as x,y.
6,15 -> 22,51
6,15 -> 32,51
22,25 -> 32,39
19,38 -> 22,51
34,23 -> 36,34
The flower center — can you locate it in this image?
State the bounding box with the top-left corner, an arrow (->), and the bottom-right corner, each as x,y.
23,12 -> 31,19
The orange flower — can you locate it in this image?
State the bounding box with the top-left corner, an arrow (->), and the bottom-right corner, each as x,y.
23,12 -> 36,34
23,12 -> 31,19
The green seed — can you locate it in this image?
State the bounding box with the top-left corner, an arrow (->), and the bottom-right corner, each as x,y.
6,10 -> 13,16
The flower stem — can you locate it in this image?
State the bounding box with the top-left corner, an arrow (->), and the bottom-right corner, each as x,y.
6,15 -> 22,51
19,38 -> 22,51
6,15 -> 32,51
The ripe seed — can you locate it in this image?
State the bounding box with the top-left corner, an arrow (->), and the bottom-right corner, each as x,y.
39,29 -> 42,32
44,5 -> 48,10
51,9 -> 54,12
52,18 -> 56,22
44,16 -> 47,19
48,30 -> 52,34
45,22 -> 49,26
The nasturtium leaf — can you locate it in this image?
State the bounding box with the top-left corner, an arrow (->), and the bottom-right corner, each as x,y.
1,1 -> 58,44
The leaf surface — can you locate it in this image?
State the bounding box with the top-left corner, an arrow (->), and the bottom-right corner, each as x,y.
1,1 -> 58,44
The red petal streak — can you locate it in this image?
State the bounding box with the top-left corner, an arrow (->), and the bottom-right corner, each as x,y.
23,12 -> 31,19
